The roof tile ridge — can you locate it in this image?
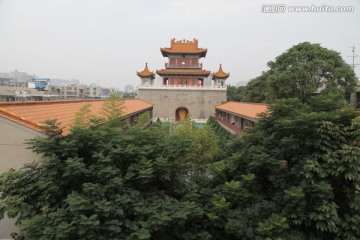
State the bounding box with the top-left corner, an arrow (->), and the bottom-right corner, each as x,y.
0,99 -> 106,107
135,98 -> 155,106
0,108 -> 45,128
227,101 -> 268,106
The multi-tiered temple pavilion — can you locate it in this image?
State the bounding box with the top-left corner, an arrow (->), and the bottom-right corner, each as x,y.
137,38 -> 229,122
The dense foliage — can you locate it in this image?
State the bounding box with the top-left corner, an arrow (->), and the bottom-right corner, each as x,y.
228,42 -> 356,103
1,42 -> 359,239
2,93 -> 359,239
227,85 -> 245,102
171,119 -> 220,165
227,72 -> 270,103
206,93 -> 360,239
0,122 -> 211,239
267,42 -> 356,102
207,116 -> 231,146
242,72 -> 270,103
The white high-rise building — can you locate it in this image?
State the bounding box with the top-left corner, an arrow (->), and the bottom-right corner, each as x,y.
9,70 -> 32,83
124,84 -> 134,93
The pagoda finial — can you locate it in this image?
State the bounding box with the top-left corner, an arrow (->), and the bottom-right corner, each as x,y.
212,64 -> 230,80
137,63 -> 155,79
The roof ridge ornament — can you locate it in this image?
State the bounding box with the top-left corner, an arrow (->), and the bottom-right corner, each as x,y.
161,38 -> 207,58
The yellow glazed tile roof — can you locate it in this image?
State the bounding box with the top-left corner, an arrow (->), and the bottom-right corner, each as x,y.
137,63 -> 156,78
160,38 -> 207,57
216,101 -> 268,120
0,99 -> 154,135
212,64 -> 230,79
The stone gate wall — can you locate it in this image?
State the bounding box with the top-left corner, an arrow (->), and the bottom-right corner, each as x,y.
138,87 -> 227,121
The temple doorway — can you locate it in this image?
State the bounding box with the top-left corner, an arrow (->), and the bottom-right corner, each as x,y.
175,107 -> 188,121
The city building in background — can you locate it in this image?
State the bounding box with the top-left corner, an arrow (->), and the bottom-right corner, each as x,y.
0,70 -> 121,102
0,70 -> 35,86
0,86 -> 58,102
28,77 -> 50,91
124,84 -> 135,93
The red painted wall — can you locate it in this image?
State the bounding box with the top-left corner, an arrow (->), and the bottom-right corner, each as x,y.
168,57 -> 199,67
166,77 -> 203,86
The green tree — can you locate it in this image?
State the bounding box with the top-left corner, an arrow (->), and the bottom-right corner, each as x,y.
243,71 -> 270,103
207,93 -> 360,239
134,111 -> 151,129
0,121 -> 209,239
227,85 -> 245,101
267,42 -> 356,102
206,116 -> 231,146
101,93 -> 124,122
172,119 -> 220,165
123,92 -> 136,99
73,104 -> 104,128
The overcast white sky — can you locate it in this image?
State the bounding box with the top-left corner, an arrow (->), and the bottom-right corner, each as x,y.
0,0 -> 359,90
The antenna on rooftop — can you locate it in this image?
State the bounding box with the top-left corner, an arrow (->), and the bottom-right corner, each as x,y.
347,46 -> 359,71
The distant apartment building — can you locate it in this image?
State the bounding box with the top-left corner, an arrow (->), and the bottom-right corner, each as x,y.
50,84 -> 81,99
0,86 -> 59,102
86,84 -> 102,98
50,78 -> 80,86
0,77 -> 11,86
102,87 -> 122,98
0,71 -> 57,102
9,70 -> 33,83
124,84 -> 134,93
0,70 -> 35,86
0,70 -> 121,101
0,73 -> 11,85
0,72 -> 10,78
49,84 -> 121,99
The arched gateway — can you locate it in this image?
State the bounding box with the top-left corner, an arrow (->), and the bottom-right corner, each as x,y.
175,107 -> 188,121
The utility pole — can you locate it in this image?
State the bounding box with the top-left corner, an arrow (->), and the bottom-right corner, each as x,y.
347,46 -> 359,109
347,46 -> 359,71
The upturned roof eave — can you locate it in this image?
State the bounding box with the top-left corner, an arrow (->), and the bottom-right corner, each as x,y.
160,48 -> 207,57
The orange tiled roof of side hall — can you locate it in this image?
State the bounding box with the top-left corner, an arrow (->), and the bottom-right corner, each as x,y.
156,69 -> 211,76
216,101 -> 269,120
137,63 -> 156,78
160,38 -> 207,57
0,99 -> 154,135
212,64 -> 230,79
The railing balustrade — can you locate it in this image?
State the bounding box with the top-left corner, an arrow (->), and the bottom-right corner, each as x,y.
215,116 -> 243,134
139,84 -> 227,89
165,63 -> 203,68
